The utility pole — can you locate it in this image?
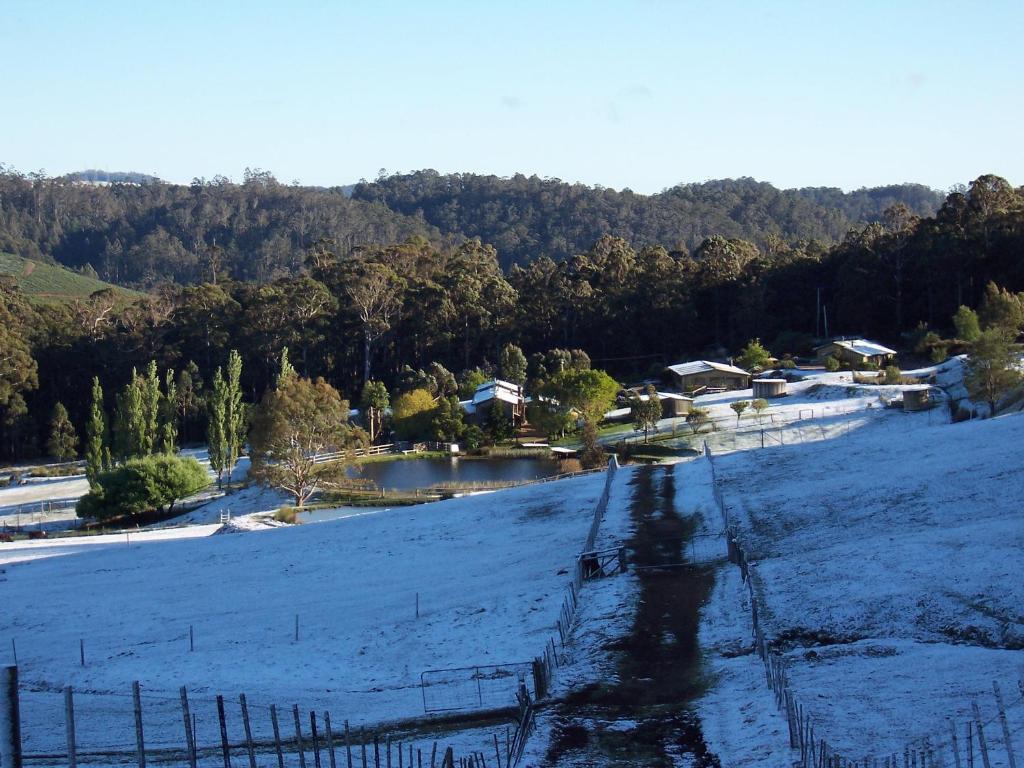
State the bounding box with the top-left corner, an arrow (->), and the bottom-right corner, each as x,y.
815,287 -> 821,338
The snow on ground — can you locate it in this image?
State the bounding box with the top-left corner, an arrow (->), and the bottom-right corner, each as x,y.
544,464 -> 638,699
0,524 -> 222,567
519,464 -> 638,767
708,407 -> 1024,760
154,481 -> 290,527
0,450 -> 253,533
1,471 -> 606,758
603,367 -> 952,457
679,457 -> 794,767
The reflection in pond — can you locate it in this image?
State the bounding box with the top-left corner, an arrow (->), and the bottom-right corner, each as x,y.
348,457 -> 560,491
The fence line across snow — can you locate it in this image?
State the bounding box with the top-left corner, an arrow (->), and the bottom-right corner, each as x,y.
702,441 -> 1022,768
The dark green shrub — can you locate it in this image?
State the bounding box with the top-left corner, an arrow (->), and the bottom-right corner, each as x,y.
77,455 -> 208,521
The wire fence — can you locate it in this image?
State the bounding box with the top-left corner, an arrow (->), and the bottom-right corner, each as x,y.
420,664 -> 536,714
1,461 -> 623,768
703,442 -> 1022,768
612,399 -> 952,457
8,674 -> 508,768
0,500 -> 82,533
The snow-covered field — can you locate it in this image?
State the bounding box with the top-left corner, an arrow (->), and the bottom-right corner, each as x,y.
1,471 -> 605,759
0,450 -> 255,534
705,408 -> 1024,764
4,360 -> 1020,766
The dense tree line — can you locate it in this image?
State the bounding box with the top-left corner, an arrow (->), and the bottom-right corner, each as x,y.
0,174 -> 1021,461
353,171 -> 945,268
0,165 -> 944,288
0,165 -> 441,286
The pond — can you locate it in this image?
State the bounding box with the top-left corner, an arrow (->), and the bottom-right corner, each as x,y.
349,456 -> 561,491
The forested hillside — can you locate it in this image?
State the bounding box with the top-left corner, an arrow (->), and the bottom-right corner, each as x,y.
0,166 -> 441,287
352,172 -> 945,267
0,165 -> 943,285
1,172 -> 1021,461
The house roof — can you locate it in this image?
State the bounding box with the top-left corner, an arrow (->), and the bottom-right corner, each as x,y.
472,379 -> 524,406
816,338 -> 897,358
655,391 -> 694,401
666,360 -> 750,378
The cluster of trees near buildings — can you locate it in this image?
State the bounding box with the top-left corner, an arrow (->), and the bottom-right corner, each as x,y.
0,170 -> 1022,463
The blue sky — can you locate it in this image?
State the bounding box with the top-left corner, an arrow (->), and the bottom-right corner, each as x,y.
2,1 -> 1021,193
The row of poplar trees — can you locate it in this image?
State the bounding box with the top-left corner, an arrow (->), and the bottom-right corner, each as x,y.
84,351 -> 246,488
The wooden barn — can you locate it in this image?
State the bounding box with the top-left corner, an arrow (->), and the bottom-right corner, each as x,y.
814,338 -> 897,367
665,360 -> 750,393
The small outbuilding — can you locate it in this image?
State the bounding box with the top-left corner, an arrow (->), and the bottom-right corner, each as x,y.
606,391 -> 694,422
752,378 -> 787,399
664,360 -> 751,393
903,387 -> 931,412
657,392 -> 695,417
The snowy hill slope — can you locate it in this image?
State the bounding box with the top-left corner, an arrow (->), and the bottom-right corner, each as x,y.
708,410 -> 1024,759
0,472 -> 604,755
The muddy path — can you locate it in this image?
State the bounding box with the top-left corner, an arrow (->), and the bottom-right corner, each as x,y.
543,464 -> 719,767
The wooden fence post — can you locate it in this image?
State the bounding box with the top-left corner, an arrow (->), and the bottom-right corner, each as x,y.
294,705 -> 308,768
949,720 -> 962,768
325,713 -> 337,768
0,667 -> 21,768
217,695 -> 231,768
992,682 -> 1017,768
345,720 -> 353,768
132,681 -> 146,768
271,705 -> 285,768
311,712 -> 322,768
180,687 -> 197,768
240,694 -> 256,768
972,701 -> 991,768
64,686 -> 77,768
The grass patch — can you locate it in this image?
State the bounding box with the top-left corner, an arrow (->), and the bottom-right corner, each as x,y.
0,252 -> 143,304
354,451 -> 447,464
475,446 -> 552,459
314,491 -> 428,507
273,507 -> 300,524
27,463 -> 85,478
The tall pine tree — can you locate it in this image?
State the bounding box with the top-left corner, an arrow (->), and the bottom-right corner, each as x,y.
85,377 -> 108,487
160,368 -> 178,454
46,402 -> 78,461
115,368 -> 146,460
143,360 -> 161,455
207,367 -> 227,488
223,350 -> 245,488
